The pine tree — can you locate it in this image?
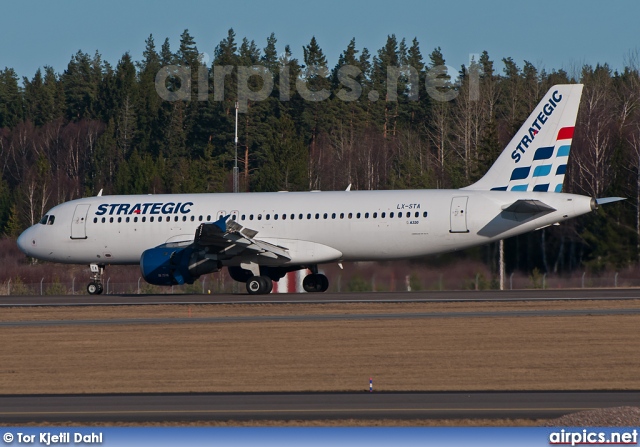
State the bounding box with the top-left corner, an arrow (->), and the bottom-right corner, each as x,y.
300,36 -> 332,189
62,51 -> 99,121
262,33 -> 279,73
0,178 -> 11,234
4,203 -> 22,237
137,35 -> 162,155
0,68 -> 24,128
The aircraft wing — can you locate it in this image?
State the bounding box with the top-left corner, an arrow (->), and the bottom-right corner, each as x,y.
194,215 -> 291,261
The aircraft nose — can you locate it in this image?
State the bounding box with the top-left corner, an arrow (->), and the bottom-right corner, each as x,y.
17,227 -> 35,256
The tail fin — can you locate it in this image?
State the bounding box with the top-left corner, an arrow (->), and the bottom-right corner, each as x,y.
464,84 -> 583,192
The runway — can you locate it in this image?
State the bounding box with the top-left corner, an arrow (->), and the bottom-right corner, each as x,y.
2,288 -> 640,307
2,290 -> 639,423
2,307 -> 640,327
1,391 -> 638,423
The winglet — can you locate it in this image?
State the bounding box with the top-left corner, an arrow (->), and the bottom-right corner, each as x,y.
213,214 -> 230,232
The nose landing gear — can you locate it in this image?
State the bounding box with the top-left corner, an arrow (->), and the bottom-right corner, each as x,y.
87,263 -> 105,295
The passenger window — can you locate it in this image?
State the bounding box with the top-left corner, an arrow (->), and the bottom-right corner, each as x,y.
141,217 -> 146,223
118,217 -> 123,223
126,217 -> 130,223
415,212 -> 419,218
93,217 -> 98,223
133,217 -> 138,223
102,217 -> 106,223
207,215 -> 211,221
241,215 -> 246,221
356,213 -> 361,219
332,213 -> 336,219
291,214 -> 295,220
166,216 -> 170,222
281,214 -> 286,220
423,211 -> 428,217
299,214 -> 303,219
258,214 -> 262,220
266,214 -> 270,220
110,217 -> 114,223
340,213 -> 344,219
364,213 -> 369,218
382,212 -> 386,218
191,216 -> 195,222
315,213 -> 319,219
399,212 -> 403,218
307,214 -> 311,219
390,212 -> 394,218
348,213 -> 352,219
150,217 -> 154,223
183,216 -> 187,222
373,212 -> 377,218
199,215 -> 203,222
250,214 -> 254,220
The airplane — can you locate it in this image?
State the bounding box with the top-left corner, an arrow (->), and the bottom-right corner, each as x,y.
16,84 -> 623,295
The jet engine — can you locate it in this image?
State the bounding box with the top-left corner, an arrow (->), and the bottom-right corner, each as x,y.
140,245 -> 220,286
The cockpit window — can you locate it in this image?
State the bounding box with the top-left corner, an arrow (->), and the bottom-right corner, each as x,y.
47,215 -> 55,225
39,215 -> 49,225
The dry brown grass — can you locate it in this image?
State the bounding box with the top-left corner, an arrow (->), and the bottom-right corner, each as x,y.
1,301 -> 640,394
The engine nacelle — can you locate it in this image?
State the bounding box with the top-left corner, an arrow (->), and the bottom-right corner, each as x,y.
140,245 -> 220,286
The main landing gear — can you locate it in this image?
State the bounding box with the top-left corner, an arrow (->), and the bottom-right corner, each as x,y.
302,273 -> 329,293
87,263 -> 105,295
232,264 -> 330,295
245,272 -> 328,294
246,276 -> 273,295
302,265 -> 329,293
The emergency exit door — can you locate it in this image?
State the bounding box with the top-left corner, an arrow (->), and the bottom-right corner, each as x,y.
450,196 -> 469,233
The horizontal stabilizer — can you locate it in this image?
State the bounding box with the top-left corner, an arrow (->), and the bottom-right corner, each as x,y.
596,197 -> 626,206
502,199 -> 556,214
501,199 -> 556,222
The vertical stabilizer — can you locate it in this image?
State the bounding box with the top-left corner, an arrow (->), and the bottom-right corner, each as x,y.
464,84 -> 583,192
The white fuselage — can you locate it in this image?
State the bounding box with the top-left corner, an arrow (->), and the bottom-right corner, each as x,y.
17,189 -> 595,267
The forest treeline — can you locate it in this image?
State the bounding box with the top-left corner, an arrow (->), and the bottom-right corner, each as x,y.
0,29 -> 639,275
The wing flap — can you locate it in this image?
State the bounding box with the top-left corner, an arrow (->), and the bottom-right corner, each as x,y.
194,215 -> 291,261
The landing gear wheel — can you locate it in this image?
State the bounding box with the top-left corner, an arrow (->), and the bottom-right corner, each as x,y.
303,274 -> 329,293
265,277 -> 273,294
87,282 -> 103,295
246,276 -> 273,295
87,264 -> 105,295
318,274 -> 329,292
